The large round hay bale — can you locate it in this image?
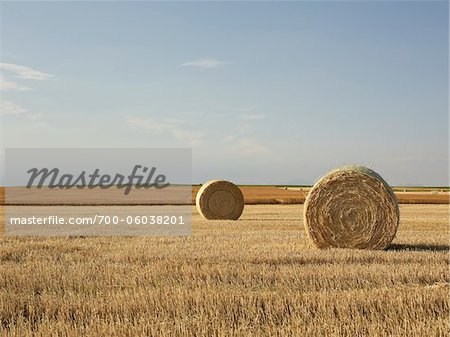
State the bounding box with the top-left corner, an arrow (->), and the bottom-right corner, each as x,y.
196,180 -> 244,220
303,166 -> 399,250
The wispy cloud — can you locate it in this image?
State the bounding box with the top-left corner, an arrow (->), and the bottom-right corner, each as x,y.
0,63 -> 55,121
0,63 -> 55,80
126,116 -> 203,146
238,113 -> 265,121
223,136 -> 270,155
181,58 -> 230,69
27,112 -> 46,121
0,76 -> 31,91
0,99 -> 27,116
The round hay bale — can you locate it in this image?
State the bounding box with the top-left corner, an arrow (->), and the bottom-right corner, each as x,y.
196,180 -> 244,220
303,166 -> 399,250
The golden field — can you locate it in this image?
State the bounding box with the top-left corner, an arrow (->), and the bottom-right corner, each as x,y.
1,186 -> 449,205
0,203 -> 448,336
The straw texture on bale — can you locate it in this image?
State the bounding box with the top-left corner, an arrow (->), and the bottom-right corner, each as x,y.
196,180 -> 244,220
304,166 -> 399,250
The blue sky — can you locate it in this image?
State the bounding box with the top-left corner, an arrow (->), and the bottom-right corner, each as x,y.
1,1 -> 448,185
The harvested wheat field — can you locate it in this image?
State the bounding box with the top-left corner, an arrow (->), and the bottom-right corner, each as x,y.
0,203 -> 448,336
2,187 -> 449,206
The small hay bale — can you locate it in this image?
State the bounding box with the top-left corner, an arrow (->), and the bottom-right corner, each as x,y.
196,180 -> 244,220
303,166 -> 399,250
